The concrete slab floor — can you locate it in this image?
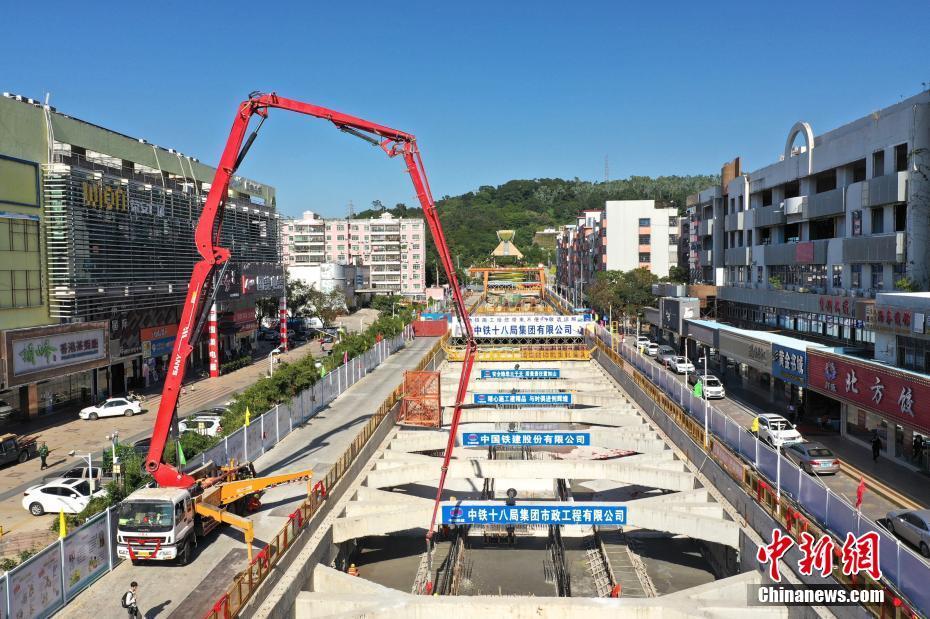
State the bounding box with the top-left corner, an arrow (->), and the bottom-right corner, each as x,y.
457,536 -> 557,597
353,535 -> 425,592
631,535 -> 716,595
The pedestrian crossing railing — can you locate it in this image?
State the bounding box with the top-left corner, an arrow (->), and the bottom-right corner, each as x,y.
587,325 -> 928,618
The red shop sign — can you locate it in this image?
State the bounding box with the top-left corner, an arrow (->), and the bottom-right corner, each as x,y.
807,350 -> 930,433
818,295 -> 852,317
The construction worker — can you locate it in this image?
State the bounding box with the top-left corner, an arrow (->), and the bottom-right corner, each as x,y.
347,564 -> 359,577
750,416 -> 759,436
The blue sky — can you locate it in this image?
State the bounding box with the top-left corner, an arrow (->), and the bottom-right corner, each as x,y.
4,1 -> 929,219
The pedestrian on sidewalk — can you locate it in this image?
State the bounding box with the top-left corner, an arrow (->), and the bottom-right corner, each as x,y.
871,431 -> 882,462
121,581 -> 140,618
38,442 -> 49,469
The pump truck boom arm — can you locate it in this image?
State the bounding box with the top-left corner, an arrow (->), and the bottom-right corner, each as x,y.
145,93 -> 476,497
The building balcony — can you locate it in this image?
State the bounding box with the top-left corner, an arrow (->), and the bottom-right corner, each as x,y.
698,249 -> 713,265
842,232 -> 904,263
783,195 -> 807,216
698,218 -> 713,236
725,246 -> 751,265
752,204 -> 786,228
866,171 -> 908,207
724,212 -> 744,232
803,187 -> 845,219
759,240 -> 828,265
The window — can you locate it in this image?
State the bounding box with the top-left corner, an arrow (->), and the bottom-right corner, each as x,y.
336,235 -> 345,240
871,264 -> 884,290
669,234 -> 678,245
738,196 -> 744,212
851,264 -> 862,288
638,234 -> 651,245
851,159 -> 867,183
668,216 -> 678,226
638,218 -> 650,227
762,189 -> 773,207
895,204 -> 907,232
784,181 -> 800,199
638,252 -> 651,263
832,265 -> 843,288
0,269 -> 41,308
815,169 -> 837,193
895,143 -> 908,173
729,198 -> 735,213
871,208 -> 884,234
757,266 -> 763,283
0,155 -> 40,207
893,263 -> 907,287
873,150 -> 885,177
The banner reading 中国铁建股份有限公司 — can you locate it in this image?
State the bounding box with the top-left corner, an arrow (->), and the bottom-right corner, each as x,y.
441,502 -> 627,526
479,368 -> 560,379
461,431 -> 589,447
473,393 -> 572,406
451,314 -> 591,338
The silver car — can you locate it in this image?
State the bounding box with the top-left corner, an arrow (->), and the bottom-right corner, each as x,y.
886,509 -> 930,557
783,441 -> 839,475
656,346 -> 677,367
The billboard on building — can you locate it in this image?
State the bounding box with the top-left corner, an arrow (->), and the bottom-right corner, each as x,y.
453,314 -> 590,338
3,322 -> 110,387
719,330 -> 771,373
216,262 -> 285,300
772,344 -> 808,387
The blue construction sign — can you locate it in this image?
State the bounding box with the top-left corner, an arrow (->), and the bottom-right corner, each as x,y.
441,502 -> 627,526
462,432 -> 590,447
473,393 -> 572,406
480,368 -> 560,379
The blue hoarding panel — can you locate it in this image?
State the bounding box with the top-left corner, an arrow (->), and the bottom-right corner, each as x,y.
473,393 -> 572,406
479,369 -> 560,379
462,432 -> 590,447
442,503 -> 626,526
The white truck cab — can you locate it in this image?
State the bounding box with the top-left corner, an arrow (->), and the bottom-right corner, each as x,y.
116,487 -> 199,564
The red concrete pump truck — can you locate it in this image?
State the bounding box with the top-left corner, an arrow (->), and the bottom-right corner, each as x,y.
134,93 -> 475,561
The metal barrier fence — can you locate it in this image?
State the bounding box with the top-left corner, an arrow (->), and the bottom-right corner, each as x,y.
0,326 -> 417,619
204,334 -> 448,619
588,325 -> 930,616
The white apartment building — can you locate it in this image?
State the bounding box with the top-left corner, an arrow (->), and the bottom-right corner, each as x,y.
281,211 -> 427,297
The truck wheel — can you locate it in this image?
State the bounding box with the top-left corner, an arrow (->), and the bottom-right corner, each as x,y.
88,412 -> 98,421
18,451 -> 28,464
29,502 -> 44,516
177,541 -> 192,566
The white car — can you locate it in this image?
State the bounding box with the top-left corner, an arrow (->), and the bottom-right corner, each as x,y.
179,414 -> 223,437
698,375 -> 725,399
79,397 -> 142,420
635,336 -> 650,348
0,399 -> 15,420
645,342 -> 660,357
22,478 -> 106,516
670,356 -> 695,374
756,413 -> 803,448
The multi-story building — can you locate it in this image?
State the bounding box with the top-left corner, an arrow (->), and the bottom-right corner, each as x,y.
555,200 -> 680,303
281,210 -> 426,298
0,93 -> 283,418
679,91 -> 930,471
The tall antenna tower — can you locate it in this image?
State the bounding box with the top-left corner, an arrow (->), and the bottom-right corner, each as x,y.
604,155 -> 609,184
347,200 -> 355,219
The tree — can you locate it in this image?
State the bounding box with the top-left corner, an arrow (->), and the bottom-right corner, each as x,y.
306,287 -> 346,325
257,275 -> 346,325
664,265 -> 689,284
586,268 -> 659,318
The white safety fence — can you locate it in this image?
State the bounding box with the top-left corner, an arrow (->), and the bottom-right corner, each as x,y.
0,325 -> 413,618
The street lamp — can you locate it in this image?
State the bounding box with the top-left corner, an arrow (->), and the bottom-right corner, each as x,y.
67,450 -> 94,492
268,347 -> 282,377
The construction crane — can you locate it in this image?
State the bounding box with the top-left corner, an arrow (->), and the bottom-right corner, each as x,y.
142,93 -> 475,544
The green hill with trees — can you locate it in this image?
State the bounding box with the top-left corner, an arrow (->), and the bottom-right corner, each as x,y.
353,175 -> 718,285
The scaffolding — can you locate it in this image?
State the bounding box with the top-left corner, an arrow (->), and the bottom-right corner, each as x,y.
398,370 -> 442,427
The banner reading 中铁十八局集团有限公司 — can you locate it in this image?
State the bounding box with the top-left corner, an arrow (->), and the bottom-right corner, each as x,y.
473,393 -> 572,406
451,314 -> 590,338
441,502 -> 627,526
479,368 -> 560,379
461,432 -> 589,447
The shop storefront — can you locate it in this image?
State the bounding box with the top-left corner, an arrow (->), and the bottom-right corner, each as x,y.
141,324 -> 178,386
771,343 -> 810,418
684,319 -> 719,366
1,322 -> 110,417
219,308 -> 259,362
718,329 -> 774,402
808,349 -> 930,472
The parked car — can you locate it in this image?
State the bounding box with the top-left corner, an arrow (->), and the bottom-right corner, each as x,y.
783,441 -> 839,475
132,438 -> 151,457
0,433 -> 38,466
886,509 -> 930,557
669,356 -> 695,374
179,414 -> 223,437
645,342 -> 660,357
755,413 -> 803,448
688,374 -> 726,399
635,336 -> 649,349
22,478 -> 106,516
0,399 -> 16,420
61,465 -> 104,481
79,397 -> 142,420
656,346 -> 677,367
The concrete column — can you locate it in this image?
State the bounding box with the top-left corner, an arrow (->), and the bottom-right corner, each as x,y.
908,103 -> 930,289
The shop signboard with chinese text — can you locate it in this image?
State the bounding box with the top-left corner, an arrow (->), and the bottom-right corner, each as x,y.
5,323 -> 109,386
141,324 -> 178,359
215,262 -> 285,300
719,330 -> 771,372
868,304 -> 923,334
462,432 -> 589,447
772,344 -> 808,387
808,349 -> 930,434
441,502 -> 626,526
